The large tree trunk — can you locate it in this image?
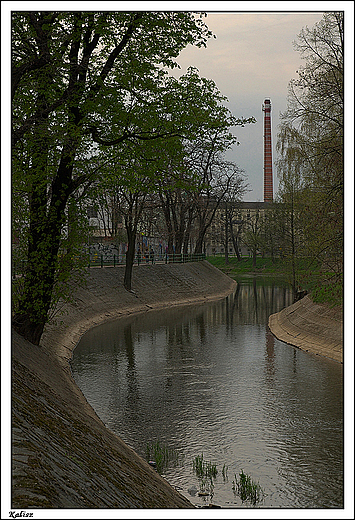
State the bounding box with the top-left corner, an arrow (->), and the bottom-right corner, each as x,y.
12,144 -> 74,344
160,194 -> 175,254
123,223 -> 137,291
11,14 -> 141,345
12,223 -> 62,344
12,120 -> 78,344
174,231 -> 183,255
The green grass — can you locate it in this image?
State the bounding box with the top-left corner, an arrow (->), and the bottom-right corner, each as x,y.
207,255 -> 322,276
146,446 -> 266,505
207,255 -> 282,274
207,255 -> 343,307
311,276 -> 343,307
192,454 -> 218,498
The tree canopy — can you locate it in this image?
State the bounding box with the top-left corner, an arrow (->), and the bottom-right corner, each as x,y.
12,11 -> 255,344
276,11 -> 343,302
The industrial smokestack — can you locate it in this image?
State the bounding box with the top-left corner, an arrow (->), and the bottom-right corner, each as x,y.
262,98 -> 273,203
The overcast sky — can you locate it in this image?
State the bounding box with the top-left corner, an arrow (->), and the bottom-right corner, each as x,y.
170,9 -> 327,201
2,2 -> 352,202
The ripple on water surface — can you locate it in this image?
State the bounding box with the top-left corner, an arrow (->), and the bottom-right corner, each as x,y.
71,283 -> 343,509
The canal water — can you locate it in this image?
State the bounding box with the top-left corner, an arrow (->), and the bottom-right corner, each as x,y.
71,280 -> 343,509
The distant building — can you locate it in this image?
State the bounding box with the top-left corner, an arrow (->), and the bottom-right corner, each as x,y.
204,201 -> 270,256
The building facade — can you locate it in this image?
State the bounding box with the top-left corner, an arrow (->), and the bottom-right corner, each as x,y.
204,201 -> 270,256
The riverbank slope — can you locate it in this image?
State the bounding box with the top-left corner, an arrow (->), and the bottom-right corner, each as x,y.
12,261 -> 236,509
268,294 -> 343,363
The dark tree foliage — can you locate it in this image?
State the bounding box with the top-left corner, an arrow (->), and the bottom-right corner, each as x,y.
11,11 -> 214,344
276,12 -> 344,302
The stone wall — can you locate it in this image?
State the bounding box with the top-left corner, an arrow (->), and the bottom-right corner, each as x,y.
268,295 -> 343,363
11,261 -> 236,509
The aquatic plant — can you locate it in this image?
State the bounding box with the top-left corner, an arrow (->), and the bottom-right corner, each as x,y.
146,440 -> 182,474
193,453 -> 218,479
232,469 -> 264,505
222,463 -> 228,482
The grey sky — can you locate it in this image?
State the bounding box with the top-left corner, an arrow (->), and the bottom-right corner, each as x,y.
3,4 -> 349,203
171,9 -> 326,201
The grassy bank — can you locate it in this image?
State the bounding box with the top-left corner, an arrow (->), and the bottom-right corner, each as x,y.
207,255 -> 342,307
207,256 -> 285,276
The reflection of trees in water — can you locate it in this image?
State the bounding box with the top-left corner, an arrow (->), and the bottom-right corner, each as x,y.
80,282 -> 292,433
265,326 -> 275,381
201,280 -> 292,327
165,309 -> 208,359
72,280 -> 343,507
123,323 -> 140,406
195,313 -> 207,347
223,281 -> 292,326
166,320 -> 192,363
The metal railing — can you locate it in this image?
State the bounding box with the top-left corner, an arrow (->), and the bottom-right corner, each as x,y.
88,252 -> 206,268
11,253 -> 206,277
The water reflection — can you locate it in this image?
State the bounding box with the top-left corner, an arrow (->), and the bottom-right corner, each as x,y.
265,327 -> 276,381
124,324 -> 139,408
71,280 -> 343,509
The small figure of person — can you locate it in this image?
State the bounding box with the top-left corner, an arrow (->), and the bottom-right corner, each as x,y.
150,247 -> 155,264
137,248 -> 141,265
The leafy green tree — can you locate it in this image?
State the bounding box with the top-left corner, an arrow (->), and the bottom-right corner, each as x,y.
276,11 -> 343,303
85,63 -> 252,289
11,11 -> 214,344
115,68 -> 254,263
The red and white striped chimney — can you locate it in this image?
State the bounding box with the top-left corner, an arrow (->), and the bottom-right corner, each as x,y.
262,98 -> 273,203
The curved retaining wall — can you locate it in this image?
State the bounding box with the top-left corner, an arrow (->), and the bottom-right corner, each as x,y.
12,261 -> 236,509
268,295 -> 343,363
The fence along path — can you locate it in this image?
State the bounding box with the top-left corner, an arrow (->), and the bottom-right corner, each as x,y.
88,252 -> 206,268
11,253 -> 206,278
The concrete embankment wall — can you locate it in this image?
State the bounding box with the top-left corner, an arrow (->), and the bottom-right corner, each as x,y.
12,261 -> 236,509
268,294 -> 343,363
